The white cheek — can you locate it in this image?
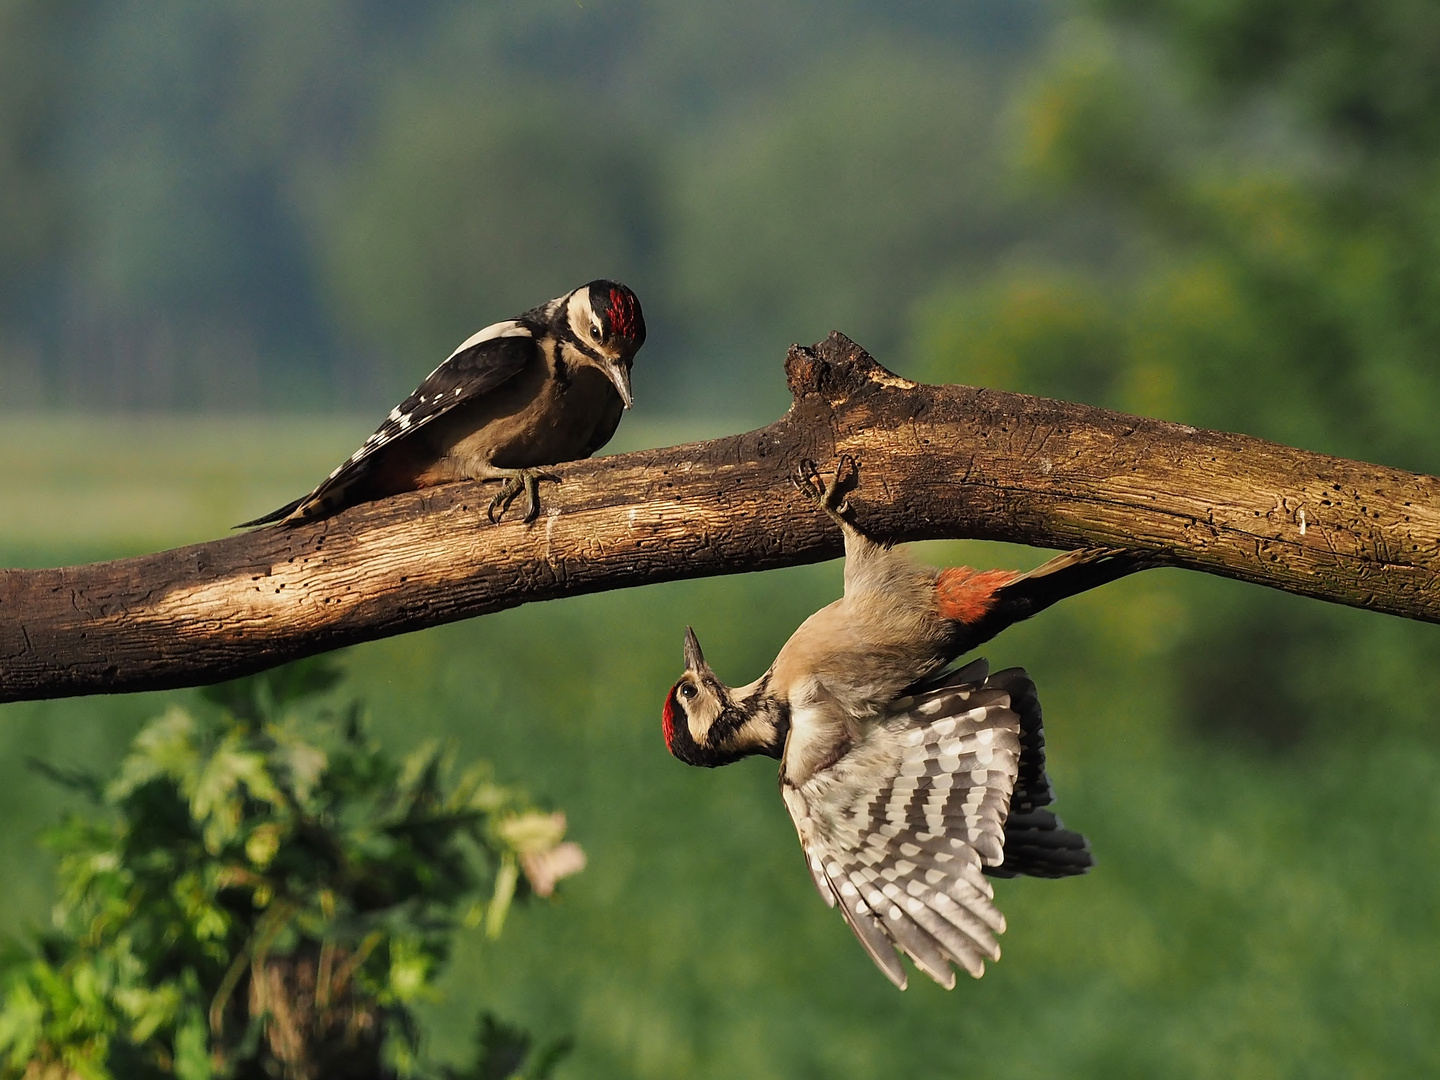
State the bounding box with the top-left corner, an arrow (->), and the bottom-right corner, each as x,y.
686,700 -> 718,743
566,292 -> 595,338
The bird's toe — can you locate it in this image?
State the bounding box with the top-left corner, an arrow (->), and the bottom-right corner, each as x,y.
795,456 -> 858,521
486,480 -> 522,524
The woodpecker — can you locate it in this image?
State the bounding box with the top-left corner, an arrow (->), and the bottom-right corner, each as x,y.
239,279 -> 646,527
662,457 -> 1150,989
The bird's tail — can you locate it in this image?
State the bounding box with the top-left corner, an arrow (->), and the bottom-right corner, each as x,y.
938,547 -> 1155,649
234,495 -> 305,529
990,807 -> 1094,879
998,547 -> 1151,618
981,667 -> 1093,879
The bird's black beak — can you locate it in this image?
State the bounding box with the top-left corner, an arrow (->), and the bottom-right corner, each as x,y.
601,357 -> 634,410
683,626 -> 706,671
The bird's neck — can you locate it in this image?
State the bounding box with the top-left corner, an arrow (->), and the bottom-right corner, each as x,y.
724,677 -> 788,761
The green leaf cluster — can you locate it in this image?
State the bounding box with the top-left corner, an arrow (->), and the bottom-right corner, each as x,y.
917,7 -> 1440,474
0,661 -> 576,1080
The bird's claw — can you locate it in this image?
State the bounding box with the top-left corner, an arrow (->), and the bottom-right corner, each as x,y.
794,455 -> 858,521
487,469 -> 562,524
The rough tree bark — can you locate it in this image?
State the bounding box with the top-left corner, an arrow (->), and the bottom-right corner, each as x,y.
3,333 -> 1439,704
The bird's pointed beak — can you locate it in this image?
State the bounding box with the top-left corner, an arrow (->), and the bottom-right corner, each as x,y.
683,626 -> 707,671
602,358 -> 634,410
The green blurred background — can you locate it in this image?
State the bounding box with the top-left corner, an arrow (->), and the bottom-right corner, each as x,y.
4,1 -> 1440,1075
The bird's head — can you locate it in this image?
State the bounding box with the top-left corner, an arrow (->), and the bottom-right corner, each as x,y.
565,280 -> 646,409
662,627 -> 786,767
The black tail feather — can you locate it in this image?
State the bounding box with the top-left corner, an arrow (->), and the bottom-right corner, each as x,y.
234,494 -> 306,529
987,807 -> 1094,879
968,549 -> 1153,650
982,666 -> 1094,879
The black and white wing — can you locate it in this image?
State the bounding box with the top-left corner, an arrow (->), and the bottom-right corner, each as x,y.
238,321 -> 536,526
780,667 -> 1024,990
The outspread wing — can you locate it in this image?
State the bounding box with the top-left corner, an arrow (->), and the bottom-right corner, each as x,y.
781,675 -> 1024,990
238,322 -> 536,526
908,662 -> 1094,880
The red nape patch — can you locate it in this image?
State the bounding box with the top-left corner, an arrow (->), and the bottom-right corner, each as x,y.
935,566 -> 1019,625
662,684 -> 681,753
609,286 -> 639,338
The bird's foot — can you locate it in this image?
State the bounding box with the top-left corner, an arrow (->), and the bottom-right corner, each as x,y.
794,455 -> 859,524
487,468 -> 562,524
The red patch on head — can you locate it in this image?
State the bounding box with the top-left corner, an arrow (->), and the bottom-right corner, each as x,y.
662,683 -> 681,753
609,286 -> 639,339
935,566 -> 1020,624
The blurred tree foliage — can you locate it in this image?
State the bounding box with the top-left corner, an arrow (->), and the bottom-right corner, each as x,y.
0,0 -> 1048,414
0,0 -> 84,328
315,83 -> 657,366
913,2 -> 1440,753
0,661 -> 579,1079
918,3 -> 1440,472
667,43 -> 1018,374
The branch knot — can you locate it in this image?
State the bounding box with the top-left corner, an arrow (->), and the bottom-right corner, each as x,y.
785,332 -> 907,402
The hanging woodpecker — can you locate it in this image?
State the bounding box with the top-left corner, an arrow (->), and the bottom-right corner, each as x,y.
662,457 -> 1150,989
239,279 -> 646,527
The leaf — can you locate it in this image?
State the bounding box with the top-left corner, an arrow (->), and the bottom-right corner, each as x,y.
244,824 -> 283,870
495,812 -> 566,855
172,1006 -> 214,1080
200,656 -> 346,722
114,979 -> 184,1043
191,739 -> 284,852
470,1012 -> 529,1080
448,1014 -> 575,1080
396,740 -> 444,806
262,657 -> 346,709
272,734 -> 327,808
525,1035 -> 577,1080
386,936 -> 435,1003
199,678 -> 261,723
485,858 -> 519,940
107,707 -> 201,802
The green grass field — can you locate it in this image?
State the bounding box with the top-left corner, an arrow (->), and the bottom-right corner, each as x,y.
3,416 -> 1439,1078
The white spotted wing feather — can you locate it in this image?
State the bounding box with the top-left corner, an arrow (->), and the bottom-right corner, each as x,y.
239,321 -> 536,525
781,676 -> 1023,990
342,321 -> 534,468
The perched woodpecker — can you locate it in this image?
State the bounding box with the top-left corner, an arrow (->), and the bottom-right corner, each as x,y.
662,458 -> 1149,989
239,279 -> 646,527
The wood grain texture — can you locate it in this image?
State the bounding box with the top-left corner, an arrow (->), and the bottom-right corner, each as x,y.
4,333 -> 1439,703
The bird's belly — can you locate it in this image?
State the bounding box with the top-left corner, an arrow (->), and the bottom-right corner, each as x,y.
483,367 -> 623,469
415,366 -> 623,481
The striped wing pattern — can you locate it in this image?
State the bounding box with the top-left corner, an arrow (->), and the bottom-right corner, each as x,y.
781,670 -> 1024,990
242,322 -> 536,525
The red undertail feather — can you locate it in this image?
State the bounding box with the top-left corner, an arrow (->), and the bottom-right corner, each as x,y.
934,566 -> 1021,624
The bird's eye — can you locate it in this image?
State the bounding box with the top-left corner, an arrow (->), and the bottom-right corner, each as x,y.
590,323 -> 604,341
679,683 -> 697,700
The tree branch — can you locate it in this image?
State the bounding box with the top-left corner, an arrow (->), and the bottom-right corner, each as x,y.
5,333 -> 1439,704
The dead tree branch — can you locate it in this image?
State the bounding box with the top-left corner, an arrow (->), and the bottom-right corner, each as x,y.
4,333 -> 1439,703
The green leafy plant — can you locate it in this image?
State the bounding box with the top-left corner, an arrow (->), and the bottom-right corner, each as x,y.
0,660 -> 580,1080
